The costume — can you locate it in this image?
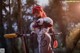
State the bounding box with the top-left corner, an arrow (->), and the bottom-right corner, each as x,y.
30,17 -> 54,53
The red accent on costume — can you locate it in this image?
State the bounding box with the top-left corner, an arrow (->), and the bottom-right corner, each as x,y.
53,40 -> 58,48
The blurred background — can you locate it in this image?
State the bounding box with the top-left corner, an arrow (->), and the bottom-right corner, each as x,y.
0,0 -> 80,53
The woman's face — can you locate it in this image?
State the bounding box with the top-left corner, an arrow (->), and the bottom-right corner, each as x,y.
33,11 -> 41,18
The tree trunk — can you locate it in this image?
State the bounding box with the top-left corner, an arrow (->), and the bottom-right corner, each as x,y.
17,0 -> 29,53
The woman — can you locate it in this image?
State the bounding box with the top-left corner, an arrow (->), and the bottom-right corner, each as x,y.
30,6 -> 55,53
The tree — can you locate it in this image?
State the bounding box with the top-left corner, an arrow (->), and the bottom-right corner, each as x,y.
47,0 -> 67,46
1,0 -> 37,53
